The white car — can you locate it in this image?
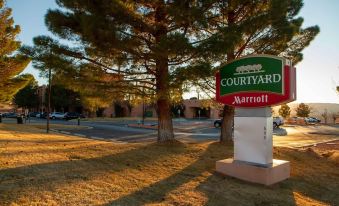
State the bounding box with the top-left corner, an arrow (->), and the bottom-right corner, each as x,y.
49,112 -> 65,119
273,117 -> 284,128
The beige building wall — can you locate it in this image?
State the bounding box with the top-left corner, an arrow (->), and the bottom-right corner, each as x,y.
131,104 -> 157,118
101,99 -> 221,119
183,99 -> 220,119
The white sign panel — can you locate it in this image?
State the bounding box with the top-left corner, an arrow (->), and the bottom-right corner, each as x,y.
234,116 -> 273,165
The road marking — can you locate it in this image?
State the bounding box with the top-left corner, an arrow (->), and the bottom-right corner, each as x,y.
115,132 -> 158,140
73,133 -> 86,137
90,136 -> 127,144
174,132 -> 219,136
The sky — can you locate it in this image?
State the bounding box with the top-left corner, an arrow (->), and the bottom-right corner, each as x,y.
6,0 -> 339,104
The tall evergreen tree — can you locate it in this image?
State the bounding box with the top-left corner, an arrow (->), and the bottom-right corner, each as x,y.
182,0 -> 319,143
21,0 -> 319,143
0,0 -> 31,102
22,0 -> 219,142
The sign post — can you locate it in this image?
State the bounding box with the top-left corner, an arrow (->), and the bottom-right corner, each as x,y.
215,55 -> 296,185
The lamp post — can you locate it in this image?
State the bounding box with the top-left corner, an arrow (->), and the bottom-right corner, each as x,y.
47,67 -> 51,133
142,85 -> 145,125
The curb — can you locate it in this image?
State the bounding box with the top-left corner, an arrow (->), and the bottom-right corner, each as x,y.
127,124 -> 157,130
294,139 -> 339,148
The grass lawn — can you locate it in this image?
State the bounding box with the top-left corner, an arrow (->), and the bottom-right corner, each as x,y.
0,124 -> 338,206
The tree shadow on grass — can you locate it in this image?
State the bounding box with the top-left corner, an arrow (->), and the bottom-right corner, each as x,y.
0,142 -> 189,205
0,138 -> 337,205
104,144 -> 338,206
103,142 -> 234,205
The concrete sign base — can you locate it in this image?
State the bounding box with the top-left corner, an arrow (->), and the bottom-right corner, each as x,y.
216,107 -> 290,185
216,158 -> 290,186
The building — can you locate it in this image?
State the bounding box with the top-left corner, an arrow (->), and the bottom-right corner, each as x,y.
102,99 -> 221,119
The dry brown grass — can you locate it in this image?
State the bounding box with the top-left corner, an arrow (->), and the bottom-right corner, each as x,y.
0,124 -> 338,206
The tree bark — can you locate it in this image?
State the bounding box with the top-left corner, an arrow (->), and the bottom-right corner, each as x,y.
155,58 -> 175,142
220,105 -> 234,143
220,3 -> 236,143
155,3 -> 175,142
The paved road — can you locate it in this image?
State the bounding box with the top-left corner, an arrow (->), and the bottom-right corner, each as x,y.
68,119 -> 220,142
0,118 -> 220,142
1,117 -> 338,147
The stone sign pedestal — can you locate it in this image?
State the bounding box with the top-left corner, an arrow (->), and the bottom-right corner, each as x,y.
216,108 -> 290,185
216,159 -> 290,186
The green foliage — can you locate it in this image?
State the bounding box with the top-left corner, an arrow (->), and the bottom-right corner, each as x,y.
0,74 -> 34,102
0,0 -> 31,102
278,104 -> 291,118
13,78 -> 39,109
20,0 -> 319,141
296,103 -> 311,117
47,84 -> 82,112
21,1 -> 221,102
183,0 -> 319,95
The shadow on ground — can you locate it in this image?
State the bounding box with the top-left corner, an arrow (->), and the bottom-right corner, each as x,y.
0,137 -> 338,205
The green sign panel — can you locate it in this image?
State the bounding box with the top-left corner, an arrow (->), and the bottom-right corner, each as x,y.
219,56 -> 284,96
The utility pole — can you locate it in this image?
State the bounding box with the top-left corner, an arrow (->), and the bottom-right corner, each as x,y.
47,67 -> 51,133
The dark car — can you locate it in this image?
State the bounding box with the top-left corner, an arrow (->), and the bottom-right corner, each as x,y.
28,112 -> 40,117
38,112 -> 48,119
64,112 -> 85,120
214,119 -> 222,127
2,112 -> 18,118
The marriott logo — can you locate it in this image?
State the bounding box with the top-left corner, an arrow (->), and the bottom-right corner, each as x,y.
233,95 -> 268,104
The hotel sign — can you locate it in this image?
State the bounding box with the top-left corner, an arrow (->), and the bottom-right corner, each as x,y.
216,55 -> 296,107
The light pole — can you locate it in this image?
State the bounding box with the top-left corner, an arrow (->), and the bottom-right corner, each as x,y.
47,67 -> 51,133
142,85 -> 145,125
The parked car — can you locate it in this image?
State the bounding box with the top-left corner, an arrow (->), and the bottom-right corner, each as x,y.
273,116 -> 284,128
28,112 -> 40,117
49,112 -> 66,119
214,119 -> 222,128
64,112 -> 85,120
305,117 -> 321,124
2,112 -> 18,118
36,112 -> 47,118
213,117 -> 284,128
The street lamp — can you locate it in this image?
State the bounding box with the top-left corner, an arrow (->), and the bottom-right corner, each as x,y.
47,67 -> 51,133
142,85 -> 145,125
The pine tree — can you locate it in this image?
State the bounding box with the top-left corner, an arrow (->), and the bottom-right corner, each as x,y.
0,0 -> 31,102
186,0 -> 319,143
21,1 -> 319,143
278,104 -> 291,118
22,0 -> 220,142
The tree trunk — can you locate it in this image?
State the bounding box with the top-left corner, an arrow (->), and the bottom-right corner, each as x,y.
157,97 -> 174,142
155,3 -> 175,142
220,105 -> 234,143
220,4 -> 236,144
155,53 -> 175,142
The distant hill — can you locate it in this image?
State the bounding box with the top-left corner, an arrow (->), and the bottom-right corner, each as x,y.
273,103 -> 339,124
